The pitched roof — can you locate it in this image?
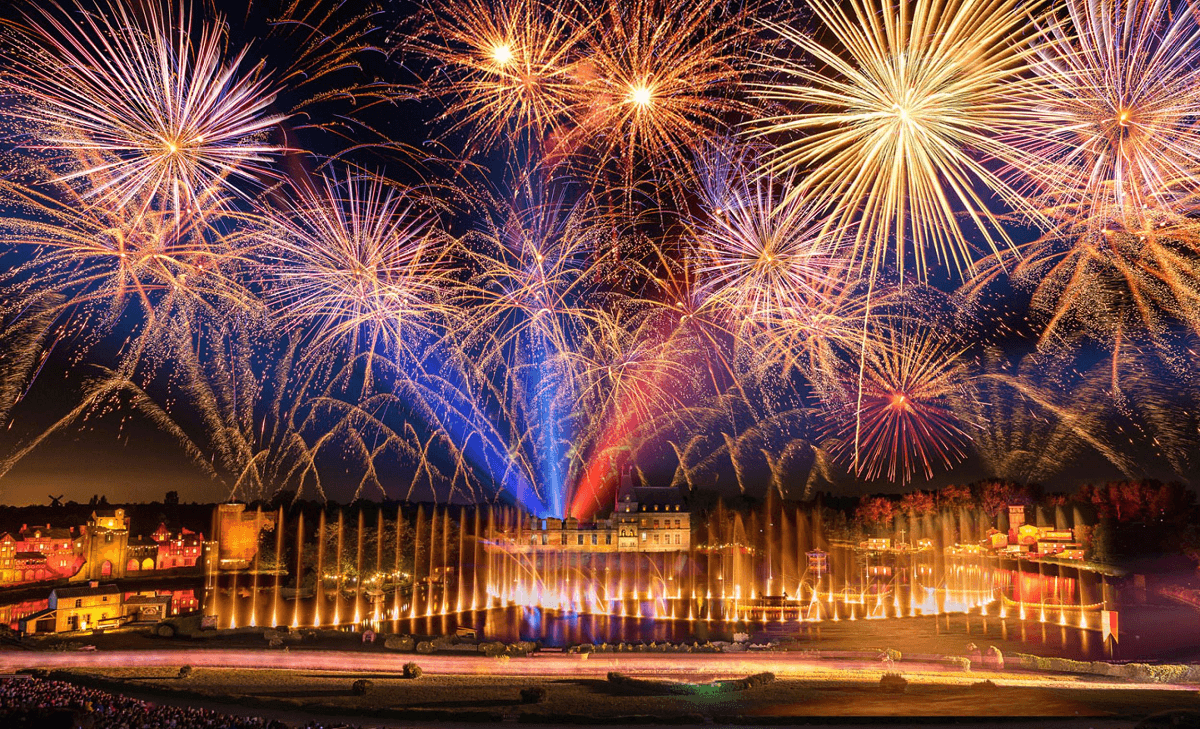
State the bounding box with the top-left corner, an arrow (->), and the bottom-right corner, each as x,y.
124,594 -> 170,605
22,527 -> 72,539
53,583 -> 120,599
631,486 -> 685,508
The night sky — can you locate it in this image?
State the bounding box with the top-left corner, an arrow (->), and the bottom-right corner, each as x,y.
0,0 -> 1197,509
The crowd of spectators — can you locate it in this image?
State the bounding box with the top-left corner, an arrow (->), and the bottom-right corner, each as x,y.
0,676 -> 362,729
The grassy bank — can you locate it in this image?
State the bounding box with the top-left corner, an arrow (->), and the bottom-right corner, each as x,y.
38,664 -> 1200,724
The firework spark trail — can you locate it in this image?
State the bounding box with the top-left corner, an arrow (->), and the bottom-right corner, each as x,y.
1,0 -> 286,216
959,346 -> 1134,482
222,0 -> 397,130
0,178 -> 251,322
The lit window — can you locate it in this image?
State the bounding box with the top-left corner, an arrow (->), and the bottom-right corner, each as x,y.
641,533 -> 646,541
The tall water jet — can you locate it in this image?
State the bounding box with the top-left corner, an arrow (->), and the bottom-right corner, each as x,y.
427,507 -> 439,616
456,506 -> 467,613
393,505 -> 404,625
292,512 -> 304,628
374,508 -> 384,624
472,508 -> 482,610
441,506 -> 451,614
271,505 -> 284,627
333,510 -> 345,625
206,507 -> 219,622
485,507 -> 496,606
249,505 -> 262,627
354,509 -> 365,625
314,510 -> 326,627
411,505 -> 424,618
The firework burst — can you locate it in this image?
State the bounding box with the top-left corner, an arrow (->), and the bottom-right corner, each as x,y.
409,0 -> 588,155
994,0 -> 1200,348
689,146 -> 847,334
454,186 -> 615,369
752,0 -> 1045,279
566,0 -> 759,188
251,169 -> 450,358
1,0 -> 285,215
1009,0 -> 1200,236
823,324 -> 972,483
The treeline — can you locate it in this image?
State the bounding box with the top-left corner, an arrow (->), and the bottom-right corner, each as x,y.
846,480 -> 1199,565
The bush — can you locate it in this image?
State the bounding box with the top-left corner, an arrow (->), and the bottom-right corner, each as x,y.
520,686 -> 548,704
882,648 -> 902,663
403,662 -> 423,679
351,678 -> 372,695
880,672 -> 908,694
384,635 -> 415,652
947,656 -> 972,672
1120,663 -> 1190,684
178,665 -> 193,679
156,623 -> 176,638
741,672 -> 776,689
972,680 -> 999,691
415,640 -> 435,655
268,638 -> 283,648
480,641 -> 505,657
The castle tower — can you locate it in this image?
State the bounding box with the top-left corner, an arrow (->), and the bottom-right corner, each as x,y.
75,509 -> 130,581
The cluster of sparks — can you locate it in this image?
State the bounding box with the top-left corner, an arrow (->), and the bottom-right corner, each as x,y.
0,0 -> 1199,515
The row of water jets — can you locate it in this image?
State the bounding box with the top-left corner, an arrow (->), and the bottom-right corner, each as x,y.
206,502 -> 1106,633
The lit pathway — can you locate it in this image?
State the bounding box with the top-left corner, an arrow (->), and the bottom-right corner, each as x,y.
0,649 -> 1195,692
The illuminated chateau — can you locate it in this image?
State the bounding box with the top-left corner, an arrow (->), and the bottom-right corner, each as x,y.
516,475 -> 691,553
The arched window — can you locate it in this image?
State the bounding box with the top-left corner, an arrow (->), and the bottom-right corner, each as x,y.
142,558 -> 155,570
100,560 -> 112,577
127,559 -> 139,572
